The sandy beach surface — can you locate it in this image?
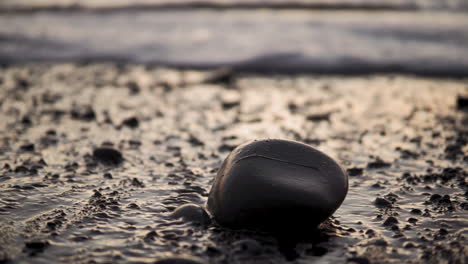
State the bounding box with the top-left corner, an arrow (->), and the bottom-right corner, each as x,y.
0,63 -> 467,263
1,1 -> 468,263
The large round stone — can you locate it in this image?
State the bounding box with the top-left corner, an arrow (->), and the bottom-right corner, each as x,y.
207,139 -> 348,232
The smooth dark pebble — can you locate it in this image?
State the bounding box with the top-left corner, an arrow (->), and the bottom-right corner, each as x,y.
410,209 -> 422,215
369,238 -> 388,247
207,139 -> 348,232
92,147 -> 123,165
171,204 -> 211,225
127,203 -> 140,209
374,197 -> 392,208
24,241 -> 49,250
71,105 -> 95,121
456,95 -> 468,111
383,216 -> 399,226
403,242 -> 416,248
367,157 -> 391,169
121,117 -> 139,128
131,178 -> 145,187
347,167 -> 364,176
24,241 -> 49,254
430,193 -> 442,201
306,112 -> 331,122
20,143 -> 35,152
144,231 -> 158,241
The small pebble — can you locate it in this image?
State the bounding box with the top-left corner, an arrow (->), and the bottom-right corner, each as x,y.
410,209 -> 422,215
383,216 -> 399,226
367,157 -> 391,169
347,167 -> 364,176
92,147 -> 123,165
121,117 -> 139,128
374,197 -> 392,208
171,204 -> 211,225
456,95 -> 468,111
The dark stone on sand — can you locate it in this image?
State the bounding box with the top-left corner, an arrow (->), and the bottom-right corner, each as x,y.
429,194 -> 442,202
374,197 -> 392,208
19,143 -> 35,152
456,95 -> 468,111
207,139 -> 348,232
71,105 -> 96,121
24,240 -> 49,255
171,204 -> 211,225
410,209 -> 422,215
121,117 -> 139,128
347,167 -> 364,176
154,256 -> 204,264
131,178 -> 145,187
368,238 -> 388,247
306,112 -> 331,122
367,157 -> 391,169
383,216 -> 399,226
92,147 -> 123,165
24,241 -> 49,250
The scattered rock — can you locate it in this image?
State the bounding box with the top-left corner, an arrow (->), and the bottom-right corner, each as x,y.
374,197 -> 392,208
188,135 -> 204,147
367,157 -> 391,169
19,143 -> 35,152
121,117 -> 139,128
71,105 -> 96,121
131,178 -> 145,187
92,147 -> 123,165
24,241 -> 49,255
347,167 -> 363,176
306,112 -> 331,122
456,95 -> 468,111
383,216 -> 399,226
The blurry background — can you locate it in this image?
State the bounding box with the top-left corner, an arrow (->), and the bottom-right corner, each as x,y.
1,2 -> 468,264
1,0 -> 468,76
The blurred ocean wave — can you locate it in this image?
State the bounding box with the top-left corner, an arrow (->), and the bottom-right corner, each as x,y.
1,1 -> 467,76
1,0 -> 468,11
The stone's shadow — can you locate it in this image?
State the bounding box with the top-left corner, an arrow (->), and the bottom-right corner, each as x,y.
205,216 -> 338,262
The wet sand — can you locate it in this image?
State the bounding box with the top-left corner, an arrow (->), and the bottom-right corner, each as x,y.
0,63 -> 467,263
